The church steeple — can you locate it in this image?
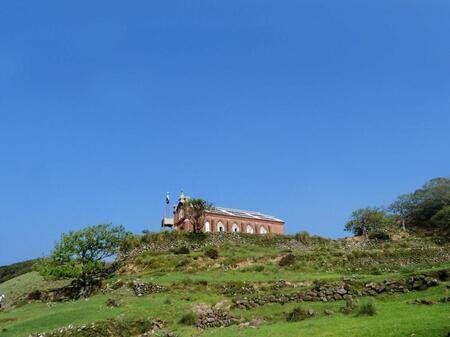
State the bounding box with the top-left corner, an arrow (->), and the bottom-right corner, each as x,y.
179,190 -> 188,204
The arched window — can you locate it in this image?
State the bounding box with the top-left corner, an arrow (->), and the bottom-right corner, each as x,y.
217,222 -> 225,232
260,226 -> 268,234
232,223 -> 240,232
246,224 -> 254,234
204,221 -> 211,232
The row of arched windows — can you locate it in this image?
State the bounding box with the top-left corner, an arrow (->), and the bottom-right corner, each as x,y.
204,221 -> 268,234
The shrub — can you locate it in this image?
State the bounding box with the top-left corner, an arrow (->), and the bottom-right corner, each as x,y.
279,254 -> 296,267
294,231 -> 311,244
106,298 -> 121,307
205,247 -> 219,260
179,312 -> 197,325
254,265 -> 265,272
174,246 -> 190,255
194,279 -> 208,286
399,265 -> 417,275
368,231 -> 391,241
220,281 -> 256,296
286,307 -> 314,322
437,269 -> 449,281
120,235 -> 141,252
176,259 -> 190,268
369,266 -> 383,275
239,265 -> 265,273
357,300 -> 376,316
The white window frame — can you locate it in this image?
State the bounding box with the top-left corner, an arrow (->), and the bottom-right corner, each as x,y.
217,222 -> 225,232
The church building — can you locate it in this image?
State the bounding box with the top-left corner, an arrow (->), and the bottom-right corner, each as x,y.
163,192 -> 285,234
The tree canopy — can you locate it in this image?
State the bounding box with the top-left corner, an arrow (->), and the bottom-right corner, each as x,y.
346,177 -> 450,239
185,198 -> 214,233
345,207 -> 394,237
38,224 -> 130,280
388,177 -> 450,232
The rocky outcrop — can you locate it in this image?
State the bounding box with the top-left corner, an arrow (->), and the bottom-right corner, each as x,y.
130,281 -> 167,297
193,302 -> 237,329
234,275 -> 439,310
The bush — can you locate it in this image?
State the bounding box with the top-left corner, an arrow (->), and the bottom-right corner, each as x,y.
205,247 -> 219,260
357,300 -> 376,316
437,269 -> 449,281
174,246 -> 190,255
368,231 -> 391,241
294,231 -> 311,244
220,281 -> 256,296
106,298 -> 121,307
194,279 -> 208,286
286,307 -> 314,322
279,254 -> 296,267
369,266 -> 383,275
254,265 -> 265,272
399,265 -> 417,275
175,259 -> 190,268
179,312 -> 197,325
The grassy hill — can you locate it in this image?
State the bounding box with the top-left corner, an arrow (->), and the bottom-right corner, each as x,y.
0,260 -> 37,284
0,232 -> 449,337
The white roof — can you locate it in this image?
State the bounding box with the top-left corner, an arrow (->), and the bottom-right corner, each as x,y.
206,207 -> 284,223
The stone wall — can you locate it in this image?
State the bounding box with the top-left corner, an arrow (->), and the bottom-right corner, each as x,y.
120,233 -> 304,260
233,273 -> 441,310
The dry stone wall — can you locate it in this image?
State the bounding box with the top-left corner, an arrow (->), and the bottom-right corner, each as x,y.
234,274 -> 440,310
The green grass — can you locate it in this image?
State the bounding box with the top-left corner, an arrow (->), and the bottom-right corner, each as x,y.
1,282 -> 448,337
1,236 -> 449,337
0,272 -> 69,310
206,285 -> 450,337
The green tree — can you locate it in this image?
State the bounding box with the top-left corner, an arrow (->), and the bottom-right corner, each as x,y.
389,177 -> 450,230
38,224 -> 130,281
430,205 -> 450,232
185,198 -> 214,233
345,207 -> 393,237
389,194 -> 416,231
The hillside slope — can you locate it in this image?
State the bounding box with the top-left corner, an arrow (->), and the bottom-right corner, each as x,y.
0,233 -> 449,337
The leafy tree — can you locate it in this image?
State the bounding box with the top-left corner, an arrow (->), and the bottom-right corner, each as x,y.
430,205 -> 450,232
389,194 -> 416,231
185,198 -> 214,233
345,207 -> 394,237
389,177 -> 450,230
38,224 -> 130,281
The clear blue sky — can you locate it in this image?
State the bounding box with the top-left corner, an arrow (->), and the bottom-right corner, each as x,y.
1,1 -> 449,265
